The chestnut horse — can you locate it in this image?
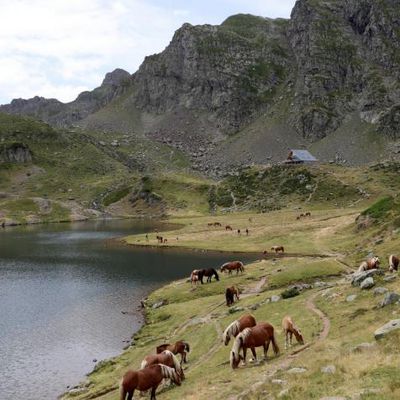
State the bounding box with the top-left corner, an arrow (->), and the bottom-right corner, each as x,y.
120,364 -> 181,400
230,322 -> 279,369
282,316 -> 304,349
197,268 -> 220,284
389,255 -> 399,272
357,256 -> 380,273
222,314 -> 257,345
271,245 -> 284,254
221,261 -> 244,274
156,341 -> 190,365
141,350 -> 184,379
225,286 -> 240,306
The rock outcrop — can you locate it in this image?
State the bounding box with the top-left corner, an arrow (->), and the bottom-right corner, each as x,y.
0,143 -> 32,163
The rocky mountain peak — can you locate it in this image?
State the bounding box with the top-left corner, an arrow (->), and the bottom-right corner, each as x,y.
101,68 -> 131,86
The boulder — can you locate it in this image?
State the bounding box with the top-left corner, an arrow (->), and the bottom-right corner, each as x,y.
351,269 -> 382,287
374,319 -> 400,339
152,299 -> 168,309
383,275 -> 397,282
379,292 -> 400,307
270,295 -> 281,303
373,287 -> 388,296
321,365 -> 336,374
346,294 -> 357,302
352,342 -> 376,353
287,367 -> 307,374
360,277 -> 374,289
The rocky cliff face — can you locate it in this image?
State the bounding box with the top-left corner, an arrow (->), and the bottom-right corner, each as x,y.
2,0 -> 400,168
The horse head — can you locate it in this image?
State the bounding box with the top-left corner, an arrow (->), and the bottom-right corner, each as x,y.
295,327 -> 304,345
230,350 -> 242,369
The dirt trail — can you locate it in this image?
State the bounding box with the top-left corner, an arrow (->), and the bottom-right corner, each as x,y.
229,288 -> 331,400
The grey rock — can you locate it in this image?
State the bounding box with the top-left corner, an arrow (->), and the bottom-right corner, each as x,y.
373,287 -> 388,296
351,269 -> 382,287
321,365 -> 336,374
352,342 -> 376,352
380,292 -> 400,307
374,319 -> 400,339
384,275 -> 397,282
270,295 -> 281,303
360,277 -> 374,289
271,379 -> 287,386
346,294 -> 357,302
228,306 -> 245,314
152,299 -> 168,309
287,367 -> 307,374
278,389 -> 289,398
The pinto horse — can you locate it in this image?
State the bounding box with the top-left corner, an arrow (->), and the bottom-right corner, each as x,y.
225,286 -> 240,306
222,314 -> 257,345
221,261 -> 244,275
282,316 -> 304,349
197,268 -> 219,284
120,364 -> 181,400
156,341 -> 190,365
190,270 -> 200,286
230,322 -> 279,369
389,255 -> 399,272
271,245 -> 284,254
141,350 -> 184,379
357,256 -> 380,273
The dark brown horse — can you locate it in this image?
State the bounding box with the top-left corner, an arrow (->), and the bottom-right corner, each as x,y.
156,341 -> 190,365
222,314 -> 257,345
230,322 -> 279,369
282,316 -> 304,349
120,364 -> 181,400
221,261 -> 244,274
225,286 -> 240,306
197,268 -> 219,284
141,350 -> 184,379
156,235 -> 163,243
225,225 -> 233,231
271,245 -> 284,254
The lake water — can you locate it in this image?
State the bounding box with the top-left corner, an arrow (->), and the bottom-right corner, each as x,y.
0,219 -> 251,399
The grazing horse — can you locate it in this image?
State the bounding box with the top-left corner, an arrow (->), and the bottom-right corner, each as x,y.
156,235 -> 163,243
190,270 -> 200,286
282,316 -> 304,349
141,350 -> 184,379
221,261 -> 244,275
120,364 -> 181,400
222,314 -> 257,345
357,256 -> 380,273
156,341 -> 190,365
230,322 -> 279,369
271,245 -> 284,254
225,225 -> 233,231
214,222 -> 222,227
389,255 -> 399,272
305,212 -> 311,217
225,286 -> 240,306
197,268 -> 219,284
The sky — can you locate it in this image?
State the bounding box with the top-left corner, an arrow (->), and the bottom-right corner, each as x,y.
0,0 -> 297,104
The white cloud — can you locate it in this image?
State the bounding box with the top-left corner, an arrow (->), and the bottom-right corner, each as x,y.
0,0 -> 296,104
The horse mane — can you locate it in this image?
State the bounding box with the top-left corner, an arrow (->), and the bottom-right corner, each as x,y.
183,341 -> 190,352
230,328 -> 251,367
221,262 -> 230,268
164,350 -> 183,375
140,358 -> 148,369
159,364 -> 178,381
223,320 -> 240,344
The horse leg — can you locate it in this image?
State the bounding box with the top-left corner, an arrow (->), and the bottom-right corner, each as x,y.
242,347 -> 247,365
150,386 -> 157,400
289,331 -> 293,347
183,351 -> 187,363
285,332 -> 288,350
263,342 -> 268,360
250,347 -> 257,362
127,389 -> 133,400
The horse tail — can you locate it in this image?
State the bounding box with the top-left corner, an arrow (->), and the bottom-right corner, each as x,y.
184,341 -> 190,352
213,268 -> 220,281
140,358 -> 148,369
271,331 -> 280,356
119,379 -> 127,400
159,364 -> 178,383
167,350 -> 184,377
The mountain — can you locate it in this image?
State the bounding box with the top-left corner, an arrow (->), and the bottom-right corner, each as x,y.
2,0 -> 400,171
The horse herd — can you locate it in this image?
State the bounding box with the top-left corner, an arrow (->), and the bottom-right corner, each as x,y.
120,313 -> 304,399
357,254 -> 399,273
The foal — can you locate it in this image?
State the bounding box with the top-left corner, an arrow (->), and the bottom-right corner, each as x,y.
222,314 -> 257,345
120,364 -> 181,400
230,322 -> 279,369
282,316 -> 304,349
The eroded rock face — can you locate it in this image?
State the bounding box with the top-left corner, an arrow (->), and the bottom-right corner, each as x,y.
0,143 -> 32,163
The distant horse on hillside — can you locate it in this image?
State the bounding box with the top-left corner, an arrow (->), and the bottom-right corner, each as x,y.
222,314 -> 257,345
230,322 -> 279,369
225,225 -> 233,231
357,256 -> 380,273
271,245 -> 284,254
225,286 -> 240,306
156,341 -> 190,365
120,364 -> 181,400
141,350 -> 184,379
197,268 -> 219,284
389,254 -> 399,272
282,316 -> 304,349
221,261 -> 244,274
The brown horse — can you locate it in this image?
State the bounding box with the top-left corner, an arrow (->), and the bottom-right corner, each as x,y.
357,256 -> 380,273
156,341 -> 190,365
225,286 -> 240,306
230,322 -> 279,369
190,270 -> 200,286
197,268 -> 220,284
305,212 -> 311,217
389,255 -> 399,272
156,235 -> 163,243
222,314 -> 257,345
141,350 -> 184,379
282,316 -> 304,349
221,261 -> 244,274
271,245 -> 284,254
225,225 -> 233,231
120,364 -> 181,400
